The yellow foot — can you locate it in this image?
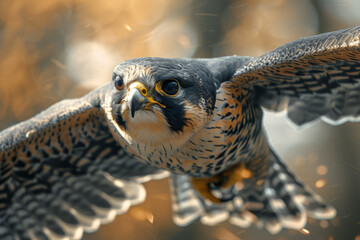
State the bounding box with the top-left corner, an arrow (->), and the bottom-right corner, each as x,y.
190,162 -> 252,203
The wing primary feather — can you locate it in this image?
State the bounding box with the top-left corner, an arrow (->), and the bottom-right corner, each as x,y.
234,26 -> 360,126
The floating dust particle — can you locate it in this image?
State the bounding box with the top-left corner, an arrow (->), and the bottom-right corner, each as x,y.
315,179 -> 326,188
355,235 -> 360,240
124,24 -> 132,31
51,58 -> 65,69
328,236 -> 334,240
320,220 -> 329,228
316,165 -> 328,175
214,227 -> 242,240
343,162 -> 360,172
147,213 -> 154,224
340,214 -> 351,219
129,206 -> 153,222
299,228 -> 310,235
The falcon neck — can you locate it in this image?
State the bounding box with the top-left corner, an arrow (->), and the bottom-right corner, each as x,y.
165,80 -> 269,177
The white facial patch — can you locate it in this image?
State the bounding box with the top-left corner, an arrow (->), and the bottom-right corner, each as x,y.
120,102 -> 174,145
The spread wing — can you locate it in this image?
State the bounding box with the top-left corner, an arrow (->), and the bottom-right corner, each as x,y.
0,87 -> 168,240
234,26 -> 360,126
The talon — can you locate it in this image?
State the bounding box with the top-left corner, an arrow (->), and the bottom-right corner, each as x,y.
190,162 -> 253,203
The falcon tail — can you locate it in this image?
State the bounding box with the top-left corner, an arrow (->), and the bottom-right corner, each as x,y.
169,150 -> 336,234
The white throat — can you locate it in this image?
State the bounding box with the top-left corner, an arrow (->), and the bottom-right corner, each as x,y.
124,108 -> 173,144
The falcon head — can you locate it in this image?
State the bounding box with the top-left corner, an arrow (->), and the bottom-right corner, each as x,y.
104,57 -> 217,155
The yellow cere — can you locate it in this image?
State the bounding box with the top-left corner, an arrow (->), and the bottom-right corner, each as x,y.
130,82 -> 166,108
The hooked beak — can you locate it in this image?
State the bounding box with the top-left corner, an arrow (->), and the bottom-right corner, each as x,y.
128,87 -> 148,118
127,82 -> 166,118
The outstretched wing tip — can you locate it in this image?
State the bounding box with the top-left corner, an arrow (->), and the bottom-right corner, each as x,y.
235,26 -> 360,127
0,94 -> 170,239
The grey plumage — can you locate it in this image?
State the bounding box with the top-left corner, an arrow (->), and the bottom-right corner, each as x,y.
0,26 -> 359,239
238,26 -> 360,126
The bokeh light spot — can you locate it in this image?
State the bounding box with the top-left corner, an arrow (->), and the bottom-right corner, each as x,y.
315,179 -> 326,188
316,165 -> 328,175
320,220 -> 329,228
65,41 -> 121,88
124,24 -> 132,31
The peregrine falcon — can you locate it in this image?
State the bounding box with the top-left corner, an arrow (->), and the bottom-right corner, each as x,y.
0,26 -> 359,239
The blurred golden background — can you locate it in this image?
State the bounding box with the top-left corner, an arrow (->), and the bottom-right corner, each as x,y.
0,0 -> 359,239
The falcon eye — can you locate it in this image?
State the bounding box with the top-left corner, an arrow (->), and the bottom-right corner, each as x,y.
159,79 -> 180,96
114,76 -> 124,91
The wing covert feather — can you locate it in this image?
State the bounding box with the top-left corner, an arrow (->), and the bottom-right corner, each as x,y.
0,93 -> 167,239
234,26 -> 360,126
